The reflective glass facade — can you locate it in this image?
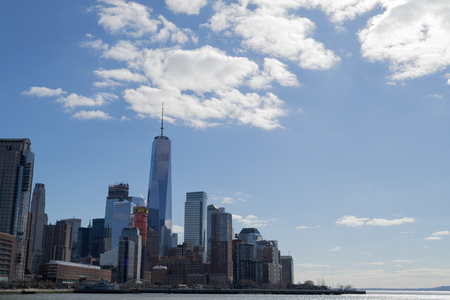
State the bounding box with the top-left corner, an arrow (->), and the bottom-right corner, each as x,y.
184,192 -> 207,249
147,135 -> 172,256
111,201 -> 135,250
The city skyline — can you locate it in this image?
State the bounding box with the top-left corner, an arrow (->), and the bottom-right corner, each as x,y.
2,0 -> 450,288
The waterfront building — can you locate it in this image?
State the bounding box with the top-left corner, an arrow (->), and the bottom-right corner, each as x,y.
30,183 -> 46,254
184,192 -> 207,255
111,200 -> 135,250
144,228 -> 159,279
0,138 -> 35,281
104,183 -> 130,251
280,255 -> 293,285
238,228 -> 263,260
133,206 -> 147,279
90,218 -> 107,258
0,232 -> 16,283
42,221 -> 72,264
60,218 -> 81,259
206,204 -> 219,262
147,112 -> 172,256
118,227 -> 142,282
39,260 -> 111,282
77,227 -> 91,258
210,207 -> 233,286
232,240 -> 256,286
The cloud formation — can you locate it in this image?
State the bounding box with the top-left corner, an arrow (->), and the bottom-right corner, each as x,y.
336,215 -> 415,227
233,214 -> 269,227
71,110 -> 114,120
22,87 -> 67,97
57,93 -> 118,109
165,0 -> 208,15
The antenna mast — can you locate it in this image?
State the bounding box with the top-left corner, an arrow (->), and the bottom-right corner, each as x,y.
160,102 -> 164,136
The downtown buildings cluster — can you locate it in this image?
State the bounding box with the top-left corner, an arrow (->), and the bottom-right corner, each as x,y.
0,128 -> 294,288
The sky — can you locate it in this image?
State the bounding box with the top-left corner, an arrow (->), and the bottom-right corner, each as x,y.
1,0 -> 450,289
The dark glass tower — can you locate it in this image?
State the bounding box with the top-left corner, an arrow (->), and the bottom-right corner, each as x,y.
147,108 -> 172,256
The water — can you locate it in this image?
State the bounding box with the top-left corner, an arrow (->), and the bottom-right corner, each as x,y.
1,291 -> 450,300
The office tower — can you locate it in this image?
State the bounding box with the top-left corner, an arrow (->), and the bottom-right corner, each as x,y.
144,228 -> 159,280
184,192 -> 207,249
210,207 -> 233,286
30,183 -> 46,254
42,221 -> 72,264
111,201 -> 136,250
147,111 -> 172,256
0,138 -> 35,281
233,240 -> 256,286
118,227 -> 142,281
171,233 -> 178,247
133,206 -> 147,279
25,212 -> 35,273
280,255 -> 293,285
104,183 -> 130,251
206,204 -> 219,262
90,218 -> 107,258
77,227 -> 91,258
60,218 -> 81,259
258,240 -> 281,286
238,228 -> 263,260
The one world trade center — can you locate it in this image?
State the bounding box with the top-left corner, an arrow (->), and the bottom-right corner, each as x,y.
147,108 -> 172,256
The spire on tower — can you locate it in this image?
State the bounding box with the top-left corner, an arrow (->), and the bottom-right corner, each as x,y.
160,102 -> 164,137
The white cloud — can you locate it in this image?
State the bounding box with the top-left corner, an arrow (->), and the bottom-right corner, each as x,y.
120,115 -> 130,121
360,262 -> 384,265
208,1 -> 340,70
222,197 -> 234,204
329,247 -> 341,252
297,263 -> 330,268
166,0 -> 208,15
432,230 -> 450,236
248,58 -> 299,89
93,79 -> 122,88
103,40 -> 143,66
426,94 -> 444,99
22,87 -> 67,97
172,224 -> 184,234
358,0 -> 450,80
336,215 -> 369,227
152,15 -> 198,44
336,215 -> 415,227
57,92 -> 118,109
97,0 -> 159,38
232,214 -> 269,227
391,260 -> 412,263
71,110 -> 114,120
94,68 -> 147,82
81,36 -> 109,51
296,225 -> 320,229
425,236 -> 442,240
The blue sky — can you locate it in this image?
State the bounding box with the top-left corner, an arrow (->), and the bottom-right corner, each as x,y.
1,0 -> 450,288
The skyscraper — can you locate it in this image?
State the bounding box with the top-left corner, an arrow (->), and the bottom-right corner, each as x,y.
42,221 -> 72,264
206,204 -> 219,262
184,192 -> 207,250
111,201 -> 136,250
60,218 -> 81,259
30,183 -> 46,253
210,207 -> 233,286
0,138 -> 35,281
280,255 -> 294,285
104,183 -> 130,251
147,110 -> 172,256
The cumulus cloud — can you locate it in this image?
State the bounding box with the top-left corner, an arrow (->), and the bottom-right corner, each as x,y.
426,94 -> 444,99
297,263 -> 330,268
425,236 -> 441,240
233,214 -> 269,227
336,215 -> 415,227
358,0 -> 450,80
97,0 -> 159,37
152,16 -> 198,44
329,247 -> 341,252
57,93 -> 118,109
71,110 -> 114,120
172,224 -> 184,234
208,0 -> 340,70
22,87 -> 67,97
432,230 -> 450,236
94,68 -> 147,82
166,0 -> 208,15
248,58 -> 299,89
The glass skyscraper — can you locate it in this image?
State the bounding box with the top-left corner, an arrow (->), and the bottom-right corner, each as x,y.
147,119 -> 172,256
184,191 -> 207,249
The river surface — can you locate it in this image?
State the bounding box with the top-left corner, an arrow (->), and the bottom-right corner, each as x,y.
1,291 -> 450,300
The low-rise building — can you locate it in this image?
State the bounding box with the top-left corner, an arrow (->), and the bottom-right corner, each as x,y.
0,232 -> 16,283
39,260 -> 111,282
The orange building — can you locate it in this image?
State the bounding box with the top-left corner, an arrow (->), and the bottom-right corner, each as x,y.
133,206 -> 148,279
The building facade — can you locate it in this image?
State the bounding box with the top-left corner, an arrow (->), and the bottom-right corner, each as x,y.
42,221 -> 72,264
210,207 -> 233,286
39,260 -> 111,282
206,204 -> 219,262
147,121 -> 172,256
0,138 -> 35,281
280,255 -> 293,285
184,192 -> 207,251
104,183 -> 130,251
111,201 -> 135,250
30,183 -> 46,254
60,218 -> 81,259
0,232 -> 16,283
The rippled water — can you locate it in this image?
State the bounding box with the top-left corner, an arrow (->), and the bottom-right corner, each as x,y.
2,291 -> 450,300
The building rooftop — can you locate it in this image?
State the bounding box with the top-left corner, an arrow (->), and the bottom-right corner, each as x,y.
239,228 -> 261,234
